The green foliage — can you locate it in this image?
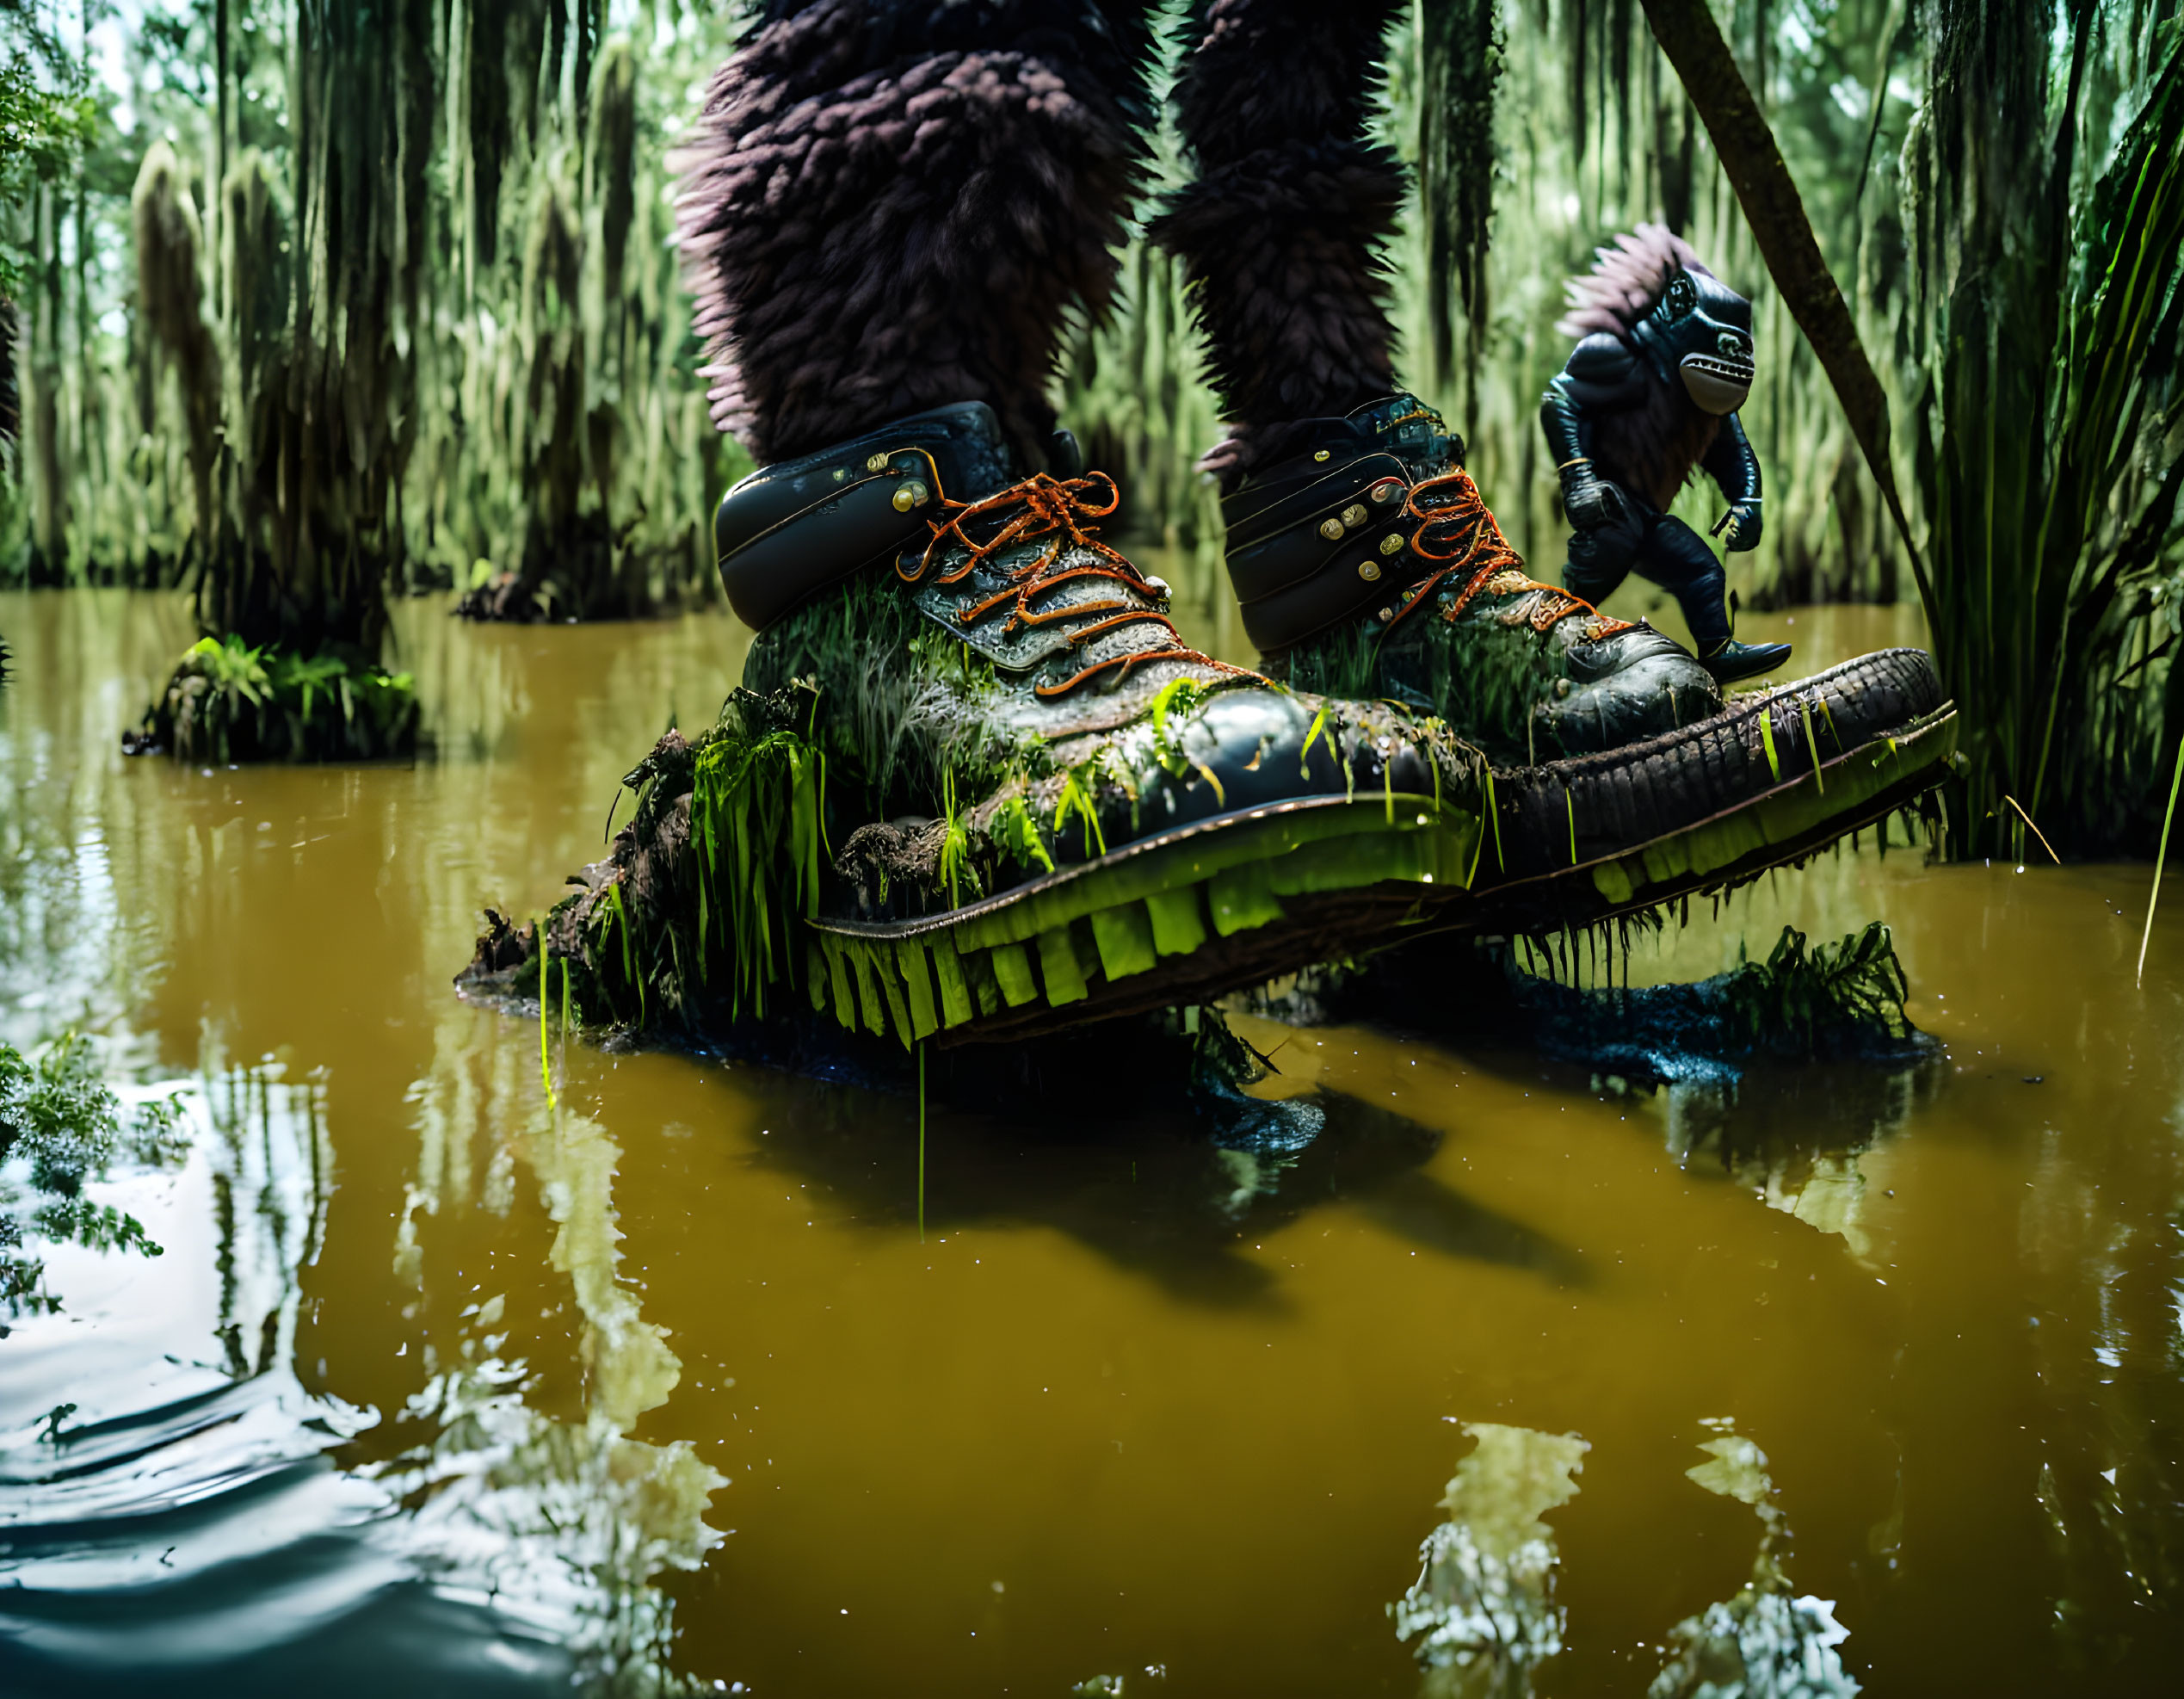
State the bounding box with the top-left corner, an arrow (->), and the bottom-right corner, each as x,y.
1717,921 -> 1916,1053
557,689 -> 836,1029
1051,761 -> 1110,857
0,30 -> 96,297
30,1198 -> 165,1260
936,769 -> 980,907
684,704 -> 831,1022
1147,674 -> 1212,776
741,569 -> 1026,816
131,634 -> 421,763
1913,20 -> 2184,856
1,1033 -> 120,1195
989,792 -> 1057,877
2,1035 -> 182,1319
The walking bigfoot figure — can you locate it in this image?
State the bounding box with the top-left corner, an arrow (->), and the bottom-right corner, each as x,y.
1542,226 -> 1790,684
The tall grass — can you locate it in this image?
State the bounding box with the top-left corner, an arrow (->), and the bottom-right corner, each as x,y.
1911,9 -> 2184,856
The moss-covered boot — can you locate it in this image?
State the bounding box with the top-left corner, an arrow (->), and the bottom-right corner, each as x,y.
1224,392 -> 1717,764
1217,393 -> 1958,924
503,401 -> 1496,1048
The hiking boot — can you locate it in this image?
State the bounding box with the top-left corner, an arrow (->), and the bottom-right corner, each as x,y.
1223,393 -> 1721,765
492,401 -> 1494,1048
1215,392 -> 1959,916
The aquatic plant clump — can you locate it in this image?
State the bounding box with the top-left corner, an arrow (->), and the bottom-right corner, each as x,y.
124,634 -> 421,763
1,1035 -> 188,1321
1508,920 -> 1928,1077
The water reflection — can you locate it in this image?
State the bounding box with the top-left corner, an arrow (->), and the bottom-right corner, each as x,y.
1391,1423 -> 1590,1696
1650,1424 -> 1859,1698
0,1036 -> 719,1696
367,1109 -> 724,1693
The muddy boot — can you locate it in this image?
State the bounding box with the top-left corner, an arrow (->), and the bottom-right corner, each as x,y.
519,399 -> 1493,1048
1212,392 -> 1956,913
1222,392 -> 1720,763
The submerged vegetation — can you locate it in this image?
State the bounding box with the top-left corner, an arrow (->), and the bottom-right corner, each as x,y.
1505,918 -> 1925,1079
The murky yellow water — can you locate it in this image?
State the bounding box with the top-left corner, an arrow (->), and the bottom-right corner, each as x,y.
3,588 -> 2180,1696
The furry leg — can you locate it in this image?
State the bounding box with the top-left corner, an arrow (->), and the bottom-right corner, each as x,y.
1152,0 -> 1410,485
673,2 -> 1159,469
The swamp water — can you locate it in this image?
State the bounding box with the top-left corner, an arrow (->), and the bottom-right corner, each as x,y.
2,587 -> 2181,1696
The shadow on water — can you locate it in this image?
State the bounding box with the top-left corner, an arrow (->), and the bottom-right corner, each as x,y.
714,1057 -> 1584,1312
1267,917 -> 1953,1261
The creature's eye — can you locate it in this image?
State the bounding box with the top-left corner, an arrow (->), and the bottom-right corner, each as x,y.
1663,274 -> 1697,319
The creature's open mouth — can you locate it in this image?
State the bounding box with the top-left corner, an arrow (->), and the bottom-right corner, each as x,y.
1680,352 -> 1754,416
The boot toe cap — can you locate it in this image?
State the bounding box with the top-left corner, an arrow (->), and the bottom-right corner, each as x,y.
1539,645 -> 1719,756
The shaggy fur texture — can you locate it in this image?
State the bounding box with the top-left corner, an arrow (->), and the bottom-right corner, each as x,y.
1554,223 -> 1711,341
1154,0 -> 1409,481
673,1 -> 1158,468
1558,224 -> 1724,511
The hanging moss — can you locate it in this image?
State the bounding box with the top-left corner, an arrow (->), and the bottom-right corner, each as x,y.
9,4 -> 731,626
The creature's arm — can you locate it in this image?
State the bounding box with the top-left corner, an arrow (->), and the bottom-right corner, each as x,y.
1541,334 -> 1641,530
1701,412 -> 1763,551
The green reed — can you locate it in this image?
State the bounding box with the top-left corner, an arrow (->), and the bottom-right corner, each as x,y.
1913,15 -> 2184,858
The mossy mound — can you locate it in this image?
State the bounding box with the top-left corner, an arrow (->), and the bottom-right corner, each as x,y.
1280,919 -> 1930,1087
124,634 -> 421,763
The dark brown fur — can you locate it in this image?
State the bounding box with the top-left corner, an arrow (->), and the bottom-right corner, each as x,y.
1153,1 -> 1409,479
1557,226 -> 1731,509
675,2 -> 1157,467
1595,381 -> 1720,511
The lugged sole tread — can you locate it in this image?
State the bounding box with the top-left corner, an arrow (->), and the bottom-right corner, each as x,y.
791,689 -> 1957,1049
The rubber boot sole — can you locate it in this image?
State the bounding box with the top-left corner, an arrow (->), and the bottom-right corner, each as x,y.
805,790 -> 1487,1047
799,648 -> 1955,1047
1473,646 -> 1953,930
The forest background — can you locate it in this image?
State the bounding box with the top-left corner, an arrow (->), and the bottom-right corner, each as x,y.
1,0 -> 2181,858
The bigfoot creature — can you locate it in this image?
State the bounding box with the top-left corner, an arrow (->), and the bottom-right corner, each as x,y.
1541,227 -> 1789,685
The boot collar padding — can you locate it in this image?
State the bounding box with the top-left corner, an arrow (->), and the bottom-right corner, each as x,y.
713,401 -> 1018,632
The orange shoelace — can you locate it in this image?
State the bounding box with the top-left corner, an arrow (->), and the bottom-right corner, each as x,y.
902,470 -> 1246,699
1380,468 -> 1632,639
